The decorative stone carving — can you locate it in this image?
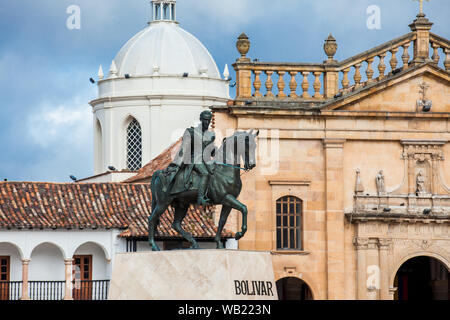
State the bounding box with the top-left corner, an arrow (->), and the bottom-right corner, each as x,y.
412,239 -> 435,250
376,170 -> 386,196
236,33 -> 250,59
354,237 -> 369,250
350,140 -> 450,222
378,238 -> 392,250
355,169 -> 364,195
324,34 -> 338,62
401,140 -> 446,196
416,170 -> 427,196
416,82 -> 432,112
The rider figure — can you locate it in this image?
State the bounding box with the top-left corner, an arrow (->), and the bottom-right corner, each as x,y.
168,110 -> 215,205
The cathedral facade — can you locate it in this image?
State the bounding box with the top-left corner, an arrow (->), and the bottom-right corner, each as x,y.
213,12 -> 450,300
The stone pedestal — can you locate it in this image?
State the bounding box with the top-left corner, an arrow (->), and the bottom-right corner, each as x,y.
108,250 -> 278,300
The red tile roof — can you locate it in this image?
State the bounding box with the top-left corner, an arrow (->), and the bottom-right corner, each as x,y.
0,181 -> 233,239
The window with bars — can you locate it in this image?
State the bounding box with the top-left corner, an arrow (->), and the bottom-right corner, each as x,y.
276,196 -> 303,250
126,118 -> 142,171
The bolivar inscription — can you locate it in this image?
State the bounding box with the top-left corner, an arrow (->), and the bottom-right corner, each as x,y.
234,280 -> 275,296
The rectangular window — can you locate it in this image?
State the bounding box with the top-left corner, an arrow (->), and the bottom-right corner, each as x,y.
276,196 -> 303,250
0,256 -> 10,300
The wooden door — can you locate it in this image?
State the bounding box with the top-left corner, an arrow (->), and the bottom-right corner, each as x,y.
72,255 -> 92,300
0,256 -> 10,300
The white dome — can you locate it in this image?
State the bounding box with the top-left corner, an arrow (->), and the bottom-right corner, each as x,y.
113,22 -> 221,79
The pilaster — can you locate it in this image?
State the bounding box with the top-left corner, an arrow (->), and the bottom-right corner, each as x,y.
323,138 -> 346,300
378,239 -> 392,300
354,237 -> 368,300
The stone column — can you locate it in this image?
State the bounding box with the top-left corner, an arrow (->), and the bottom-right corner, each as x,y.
63,258 -> 74,300
354,237 -> 368,300
378,239 -> 391,300
20,259 -> 31,300
323,138 -> 346,300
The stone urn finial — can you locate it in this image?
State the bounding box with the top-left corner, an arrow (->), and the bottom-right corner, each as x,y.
324,34 -> 338,62
236,33 -> 250,60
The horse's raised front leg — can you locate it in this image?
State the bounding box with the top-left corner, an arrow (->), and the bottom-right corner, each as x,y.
148,205 -> 166,251
172,204 -> 199,249
215,205 -> 232,249
223,194 -> 248,241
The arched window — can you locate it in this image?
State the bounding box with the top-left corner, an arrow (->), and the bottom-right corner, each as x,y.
276,196 -> 302,250
126,118 -> 142,171
94,119 -> 103,173
163,3 -> 170,20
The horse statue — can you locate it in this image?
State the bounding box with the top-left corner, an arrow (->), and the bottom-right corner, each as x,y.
148,129 -> 259,251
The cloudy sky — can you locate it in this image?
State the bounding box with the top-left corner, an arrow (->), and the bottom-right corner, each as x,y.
0,0 -> 448,182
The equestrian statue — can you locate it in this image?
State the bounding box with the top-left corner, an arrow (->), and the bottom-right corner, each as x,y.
148,110 -> 259,251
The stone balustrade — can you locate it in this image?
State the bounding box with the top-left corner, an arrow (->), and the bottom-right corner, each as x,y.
241,63 -> 327,100
429,33 -> 450,69
338,33 -> 417,94
232,14 -> 450,105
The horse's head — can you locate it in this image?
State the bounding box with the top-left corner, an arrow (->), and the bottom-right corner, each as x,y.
244,129 -> 259,171
218,129 -> 259,171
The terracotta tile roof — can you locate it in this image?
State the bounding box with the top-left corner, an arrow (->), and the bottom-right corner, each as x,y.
0,181 -> 233,239
124,139 -> 182,183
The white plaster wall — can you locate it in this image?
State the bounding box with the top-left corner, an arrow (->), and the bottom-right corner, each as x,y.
0,229 -> 124,281
0,243 -> 22,281
93,99 -> 215,174
74,242 -> 108,280
29,243 -> 65,281
97,76 -> 229,100
92,75 -> 229,174
0,230 -> 117,260
0,230 -> 237,283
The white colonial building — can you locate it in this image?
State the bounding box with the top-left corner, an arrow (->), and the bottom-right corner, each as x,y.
0,181 -> 233,300
89,0 -> 230,180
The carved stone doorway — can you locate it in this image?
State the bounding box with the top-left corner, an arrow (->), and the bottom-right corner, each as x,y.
394,256 -> 449,300
276,277 -> 313,300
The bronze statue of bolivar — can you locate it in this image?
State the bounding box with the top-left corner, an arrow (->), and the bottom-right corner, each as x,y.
148,110 -> 259,251
164,110 -> 216,205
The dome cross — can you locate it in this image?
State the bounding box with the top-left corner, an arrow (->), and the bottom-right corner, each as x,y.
413,0 -> 430,15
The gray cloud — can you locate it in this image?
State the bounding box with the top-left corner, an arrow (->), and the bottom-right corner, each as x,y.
0,0 -> 448,182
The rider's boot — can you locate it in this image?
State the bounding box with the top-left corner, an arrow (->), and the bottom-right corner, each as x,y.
197,175 -> 210,205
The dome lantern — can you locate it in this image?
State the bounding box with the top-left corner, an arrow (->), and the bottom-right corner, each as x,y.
151,0 -> 176,23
